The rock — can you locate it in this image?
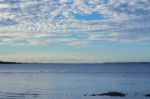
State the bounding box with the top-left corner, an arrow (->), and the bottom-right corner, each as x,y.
145,94 -> 150,97
100,92 -> 126,97
85,92 -> 126,97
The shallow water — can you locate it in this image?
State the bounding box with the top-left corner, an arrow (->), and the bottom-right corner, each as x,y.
0,63 -> 150,99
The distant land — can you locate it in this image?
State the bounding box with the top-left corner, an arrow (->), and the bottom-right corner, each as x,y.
102,62 -> 150,64
0,61 -> 21,64
0,61 -> 150,64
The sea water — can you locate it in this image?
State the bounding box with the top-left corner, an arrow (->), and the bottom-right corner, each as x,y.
0,63 -> 149,99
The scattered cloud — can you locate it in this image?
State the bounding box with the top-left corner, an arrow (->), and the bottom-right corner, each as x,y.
0,0 -> 150,46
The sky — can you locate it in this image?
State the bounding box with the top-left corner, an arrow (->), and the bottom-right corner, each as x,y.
0,0 -> 150,63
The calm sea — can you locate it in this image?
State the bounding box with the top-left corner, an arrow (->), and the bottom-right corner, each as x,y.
0,63 -> 149,99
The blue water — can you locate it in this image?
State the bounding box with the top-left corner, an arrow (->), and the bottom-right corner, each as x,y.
0,63 -> 150,99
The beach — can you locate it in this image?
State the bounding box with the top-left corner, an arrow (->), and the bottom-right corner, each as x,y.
0,63 -> 150,99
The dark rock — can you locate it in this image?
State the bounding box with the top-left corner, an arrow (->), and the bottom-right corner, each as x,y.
100,92 -> 126,97
89,94 -> 101,96
145,94 -> 150,97
85,92 -> 126,97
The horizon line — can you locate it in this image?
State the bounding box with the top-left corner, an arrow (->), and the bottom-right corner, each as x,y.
0,61 -> 150,64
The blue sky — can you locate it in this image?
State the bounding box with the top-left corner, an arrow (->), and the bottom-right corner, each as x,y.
0,0 -> 150,63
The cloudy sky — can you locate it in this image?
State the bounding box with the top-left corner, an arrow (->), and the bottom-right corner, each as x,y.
0,0 -> 150,63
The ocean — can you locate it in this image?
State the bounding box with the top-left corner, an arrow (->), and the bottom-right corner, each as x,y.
0,63 -> 149,99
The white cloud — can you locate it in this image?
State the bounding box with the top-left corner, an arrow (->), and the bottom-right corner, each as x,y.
28,39 -> 50,45
0,3 -> 9,9
0,0 -> 150,46
88,31 -> 150,43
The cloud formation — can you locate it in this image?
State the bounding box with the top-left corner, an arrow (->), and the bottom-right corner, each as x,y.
0,0 -> 150,46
